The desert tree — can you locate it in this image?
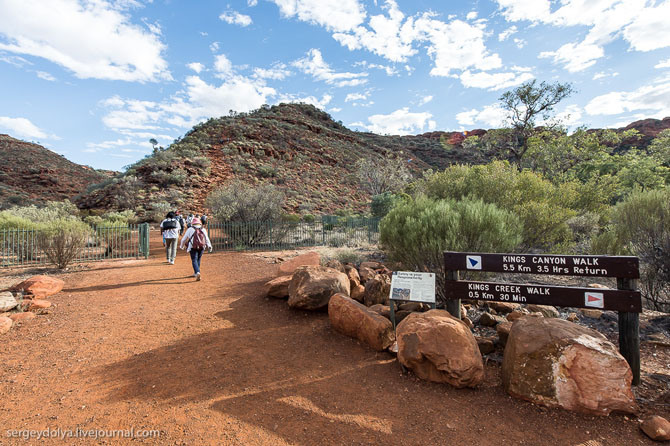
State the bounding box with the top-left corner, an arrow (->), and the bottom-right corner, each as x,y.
355,156 -> 412,195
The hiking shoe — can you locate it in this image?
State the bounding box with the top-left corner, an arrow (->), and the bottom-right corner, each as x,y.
196,272 -> 201,281
169,260 -> 174,265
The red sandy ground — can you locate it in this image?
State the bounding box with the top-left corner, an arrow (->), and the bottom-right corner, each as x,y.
0,237 -> 666,445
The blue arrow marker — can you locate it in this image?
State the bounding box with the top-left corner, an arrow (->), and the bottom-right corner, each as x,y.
469,258 -> 478,267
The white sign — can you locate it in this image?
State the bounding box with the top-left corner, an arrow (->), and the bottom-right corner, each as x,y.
585,291 -> 604,308
466,255 -> 482,270
390,271 -> 436,303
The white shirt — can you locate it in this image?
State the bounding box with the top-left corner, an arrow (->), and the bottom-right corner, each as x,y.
179,226 -> 212,252
160,218 -> 182,239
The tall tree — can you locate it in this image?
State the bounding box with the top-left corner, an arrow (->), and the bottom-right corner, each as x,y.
499,80 -> 574,165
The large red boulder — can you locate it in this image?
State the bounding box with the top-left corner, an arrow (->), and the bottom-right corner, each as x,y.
363,274 -> 391,307
11,275 -> 64,299
277,252 -> 320,276
328,293 -> 395,351
397,310 -> 484,388
288,266 -> 350,311
502,316 -> 637,415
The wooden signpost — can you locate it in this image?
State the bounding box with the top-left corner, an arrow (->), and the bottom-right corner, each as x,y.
444,252 -> 642,385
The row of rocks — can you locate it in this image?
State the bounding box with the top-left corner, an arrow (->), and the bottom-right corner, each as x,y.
0,275 -> 63,335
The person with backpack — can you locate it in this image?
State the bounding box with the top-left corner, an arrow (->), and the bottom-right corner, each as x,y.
179,217 -> 212,281
186,213 -> 194,229
176,211 -> 186,236
200,214 -> 208,226
160,211 -> 182,265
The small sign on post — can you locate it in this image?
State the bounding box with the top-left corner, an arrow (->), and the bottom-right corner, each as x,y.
389,271 -> 436,329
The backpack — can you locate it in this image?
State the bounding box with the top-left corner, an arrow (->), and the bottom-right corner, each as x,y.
163,218 -> 178,230
191,228 -> 207,250
177,216 -> 186,232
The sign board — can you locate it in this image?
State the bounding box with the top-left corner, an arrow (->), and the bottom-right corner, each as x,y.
444,252 -> 639,279
390,271 -> 436,303
445,280 -> 641,312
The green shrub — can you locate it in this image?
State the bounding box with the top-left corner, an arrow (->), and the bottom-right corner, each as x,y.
334,249 -> 364,265
302,214 -> 316,223
592,189 -> 670,311
38,219 -> 91,269
417,161 -> 577,250
148,202 -> 173,222
370,192 -> 401,218
380,196 -> 523,303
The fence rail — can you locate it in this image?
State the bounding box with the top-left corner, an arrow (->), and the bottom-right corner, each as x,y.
207,217 -> 380,251
1,223 -> 150,268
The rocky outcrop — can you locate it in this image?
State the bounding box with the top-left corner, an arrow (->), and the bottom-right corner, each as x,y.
278,252 -> 320,276
288,266 -> 350,311
11,275 -> 64,299
264,276 -> 292,298
502,317 -> 637,415
358,266 -> 376,284
396,310 -> 484,388
640,415 -> 670,441
526,304 -> 560,318
363,274 -> 391,307
328,293 -> 395,351
324,259 -> 345,273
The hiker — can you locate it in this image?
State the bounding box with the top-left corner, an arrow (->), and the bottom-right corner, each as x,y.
186,213 -> 194,228
176,211 -> 186,236
160,211 -> 181,265
201,214 -> 208,226
179,217 -> 212,281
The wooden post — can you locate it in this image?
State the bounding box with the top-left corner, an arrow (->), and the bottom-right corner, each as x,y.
617,277 -> 640,386
445,270 -> 461,319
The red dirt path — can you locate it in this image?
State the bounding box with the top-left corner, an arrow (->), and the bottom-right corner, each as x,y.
0,239 -> 663,445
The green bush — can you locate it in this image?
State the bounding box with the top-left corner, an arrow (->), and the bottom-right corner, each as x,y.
370,192 -> 402,218
417,161 -> 577,250
38,219 -> 91,269
591,189 -> 670,311
380,196 -> 523,303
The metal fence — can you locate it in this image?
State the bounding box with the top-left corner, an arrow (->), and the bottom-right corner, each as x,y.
207,217 -> 380,251
0,223 -> 150,267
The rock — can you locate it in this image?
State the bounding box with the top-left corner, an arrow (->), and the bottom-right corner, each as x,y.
476,336 -> 495,355
363,274 -> 391,307
496,322 -> 512,347
328,293 -> 395,351
479,312 -> 506,327
394,310 -> 412,324
28,299 -> 51,311
344,265 -> 361,289
264,275 -> 292,298
506,309 -> 528,322
350,284 -> 366,302
567,312 -> 579,322
0,316 -> 12,334
579,308 -> 603,319
502,317 -> 637,415
588,283 -> 609,289
288,266 -> 350,311
488,302 -> 520,314
358,266 -> 376,284
397,310 -> 484,388
324,259 -> 345,273
460,304 -> 468,318
398,302 -> 423,312
11,275 -> 64,299
0,291 -> 18,312
462,317 -> 474,329
277,252 -> 320,276
360,261 -> 382,270
640,415 -> 670,441
368,304 -> 391,319
526,304 -> 560,318
8,312 -> 36,323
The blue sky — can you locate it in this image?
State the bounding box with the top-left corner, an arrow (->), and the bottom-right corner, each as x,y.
1,0 -> 670,171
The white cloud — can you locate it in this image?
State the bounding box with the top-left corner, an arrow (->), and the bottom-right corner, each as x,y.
253,63 -> 292,80
219,10 -> 253,27
498,25 -> 517,41
623,2 -> 670,52
0,116 -> 52,140
187,62 -> 205,73
584,80 -> 670,119
460,69 -> 534,90
419,95 -> 433,105
455,104 -> 507,127
36,70 -> 56,81
656,58 -> 670,69
329,107 -> 342,112
466,11 -> 478,20
513,38 -> 526,48
269,0 -> 366,32
539,41 -> 604,73
214,54 -> 233,77
277,93 -> 332,109
496,0 -> 551,22
345,92 -> 367,102
355,107 -> 434,135
293,48 -> 368,87
0,0 -> 170,82
248,0 -> 258,6
554,104 -> 583,126
592,71 -> 619,80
